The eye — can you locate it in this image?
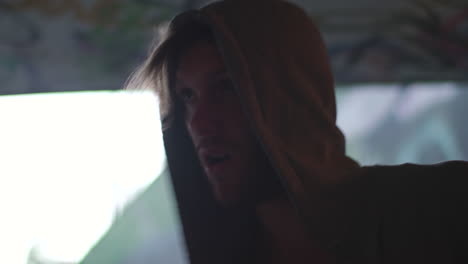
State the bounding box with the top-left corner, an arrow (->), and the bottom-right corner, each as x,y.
217,79 -> 235,94
178,88 -> 195,103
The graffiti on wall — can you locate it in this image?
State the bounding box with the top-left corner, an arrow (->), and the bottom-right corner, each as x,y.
315,0 -> 468,82
1,0 -> 467,95
0,0 -> 178,95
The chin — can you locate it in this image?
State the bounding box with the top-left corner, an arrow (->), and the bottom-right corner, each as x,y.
214,190 -> 241,207
212,185 -> 252,208
214,188 -> 264,210
213,182 -> 285,208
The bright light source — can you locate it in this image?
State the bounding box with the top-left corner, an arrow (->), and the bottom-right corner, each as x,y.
0,90 -> 165,263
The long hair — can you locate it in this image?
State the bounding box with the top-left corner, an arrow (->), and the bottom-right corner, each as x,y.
125,12 -> 214,130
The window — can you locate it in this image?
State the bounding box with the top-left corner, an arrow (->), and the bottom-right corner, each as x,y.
337,82 -> 468,165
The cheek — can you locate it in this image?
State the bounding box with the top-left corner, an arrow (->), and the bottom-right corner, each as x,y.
223,106 -> 262,169
224,101 -> 253,136
184,115 -> 194,138
183,104 -> 202,140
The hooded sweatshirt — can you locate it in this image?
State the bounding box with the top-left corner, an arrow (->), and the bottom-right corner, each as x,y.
159,0 -> 468,263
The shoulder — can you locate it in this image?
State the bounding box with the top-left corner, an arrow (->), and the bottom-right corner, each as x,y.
334,160 -> 468,212
355,160 -> 468,205
334,161 -> 468,263
361,160 -> 468,179
334,160 -> 468,201
364,161 -> 468,262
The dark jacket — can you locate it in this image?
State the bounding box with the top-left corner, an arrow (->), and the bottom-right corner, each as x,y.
160,0 -> 468,263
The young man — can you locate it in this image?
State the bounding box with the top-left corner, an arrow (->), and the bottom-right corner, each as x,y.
127,0 -> 468,263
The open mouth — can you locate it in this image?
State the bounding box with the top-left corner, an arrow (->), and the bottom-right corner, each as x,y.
203,153 -> 231,168
205,154 -> 231,166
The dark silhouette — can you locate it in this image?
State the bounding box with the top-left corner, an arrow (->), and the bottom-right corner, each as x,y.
127,0 -> 468,263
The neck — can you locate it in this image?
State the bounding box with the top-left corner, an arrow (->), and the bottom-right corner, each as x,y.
255,196 -> 332,264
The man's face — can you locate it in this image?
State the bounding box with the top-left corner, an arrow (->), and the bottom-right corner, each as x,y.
174,41 -> 279,206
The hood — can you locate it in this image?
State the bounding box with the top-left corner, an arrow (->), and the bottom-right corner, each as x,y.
162,0 -> 368,263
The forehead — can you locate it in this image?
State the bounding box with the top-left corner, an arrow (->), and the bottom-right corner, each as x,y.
175,41 -> 227,86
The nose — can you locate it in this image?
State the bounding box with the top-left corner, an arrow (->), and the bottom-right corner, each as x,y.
187,99 -> 222,140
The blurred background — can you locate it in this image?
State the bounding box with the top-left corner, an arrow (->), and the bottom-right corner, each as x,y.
0,0 -> 467,263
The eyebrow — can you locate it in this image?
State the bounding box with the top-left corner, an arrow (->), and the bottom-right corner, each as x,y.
175,68 -> 229,88
174,67 -> 230,92
208,69 -> 229,84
